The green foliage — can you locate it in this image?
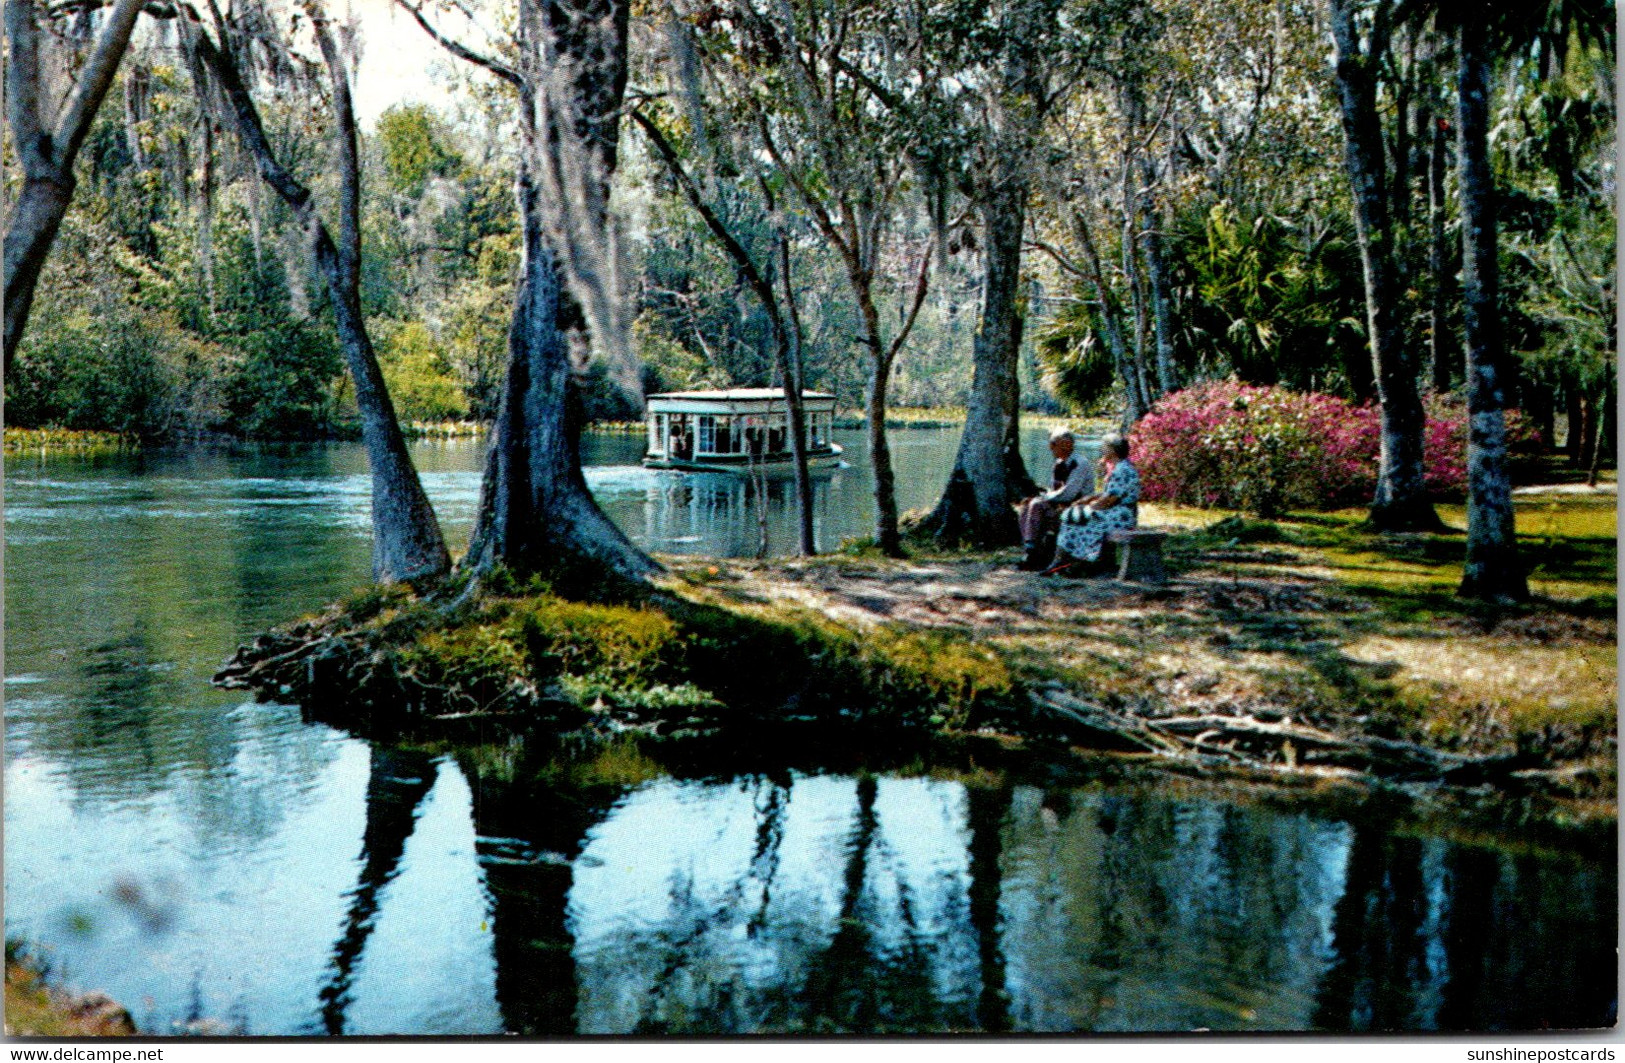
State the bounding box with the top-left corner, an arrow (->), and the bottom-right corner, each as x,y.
1037,202 -> 1372,410
376,320 -> 470,422
1035,300 -> 1120,413
632,312 -> 721,393
1171,202 -> 1371,399
9,305 -> 178,438
575,360 -> 641,423
376,104 -> 464,198
223,319 -> 346,439
514,597 -> 681,684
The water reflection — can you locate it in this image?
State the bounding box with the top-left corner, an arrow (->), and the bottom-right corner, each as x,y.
450,766 -> 1611,1034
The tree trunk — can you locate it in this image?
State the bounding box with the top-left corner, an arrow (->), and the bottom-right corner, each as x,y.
461,0 -> 656,589
1563,370 -> 1584,462
1524,374 -> 1556,448
462,170 -> 655,588
3,0 -> 146,373
3,177 -> 73,370
1141,175 -> 1179,397
1577,390 -> 1599,469
1428,94 -> 1455,393
1327,0 -> 1442,532
777,234 -> 818,555
1121,173 -> 1154,414
919,182 -> 1035,547
193,13 -> 451,584
1455,17 -> 1526,602
1585,381 -> 1611,487
865,334 -> 903,557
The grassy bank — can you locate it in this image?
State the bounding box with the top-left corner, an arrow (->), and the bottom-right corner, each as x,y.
2,427 -> 133,455
216,484 -> 1615,842
4,944 -> 134,1037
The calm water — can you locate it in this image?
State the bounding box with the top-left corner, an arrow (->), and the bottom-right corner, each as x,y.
3,429 -> 1616,1035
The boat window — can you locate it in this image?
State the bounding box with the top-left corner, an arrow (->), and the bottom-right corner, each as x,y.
649,413 -> 664,454
714,416 -> 734,454
697,416 -> 716,453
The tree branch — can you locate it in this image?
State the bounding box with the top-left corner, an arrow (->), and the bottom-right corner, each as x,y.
630,107 -> 781,324
884,234 -> 934,366
392,0 -> 520,86
50,0 -> 146,167
310,3 -> 361,291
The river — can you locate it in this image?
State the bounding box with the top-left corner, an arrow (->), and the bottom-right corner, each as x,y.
3,428 -> 1615,1034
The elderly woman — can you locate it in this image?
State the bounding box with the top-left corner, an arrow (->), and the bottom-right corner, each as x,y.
1046,434 -> 1140,575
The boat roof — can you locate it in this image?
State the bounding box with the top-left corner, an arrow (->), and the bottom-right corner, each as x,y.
647,388 -> 835,402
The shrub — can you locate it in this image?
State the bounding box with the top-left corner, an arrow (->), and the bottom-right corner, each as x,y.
1134,381 -> 1538,514
376,320 -> 470,423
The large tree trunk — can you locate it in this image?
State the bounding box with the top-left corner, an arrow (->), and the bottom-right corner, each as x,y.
918,0 -> 1057,547
462,170 -> 655,586
461,0 -> 655,588
3,0 -> 145,373
1455,18 -> 1525,603
919,182 -> 1035,547
192,12 -> 450,584
1427,96 -> 1455,393
1328,0 -> 1443,532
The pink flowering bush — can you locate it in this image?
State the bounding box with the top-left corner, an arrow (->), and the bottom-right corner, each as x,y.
1421,393 -> 1544,495
1133,381 -> 1540,515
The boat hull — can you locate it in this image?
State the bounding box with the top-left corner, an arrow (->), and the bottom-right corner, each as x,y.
643,444 -> 844,475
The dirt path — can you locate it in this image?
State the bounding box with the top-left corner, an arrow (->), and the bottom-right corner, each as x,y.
692,556 -> 1334,635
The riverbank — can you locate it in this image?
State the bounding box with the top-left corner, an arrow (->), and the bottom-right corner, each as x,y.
4,946 -> 135,1037
214,485 -> 1615,846
2,428 -> 133,455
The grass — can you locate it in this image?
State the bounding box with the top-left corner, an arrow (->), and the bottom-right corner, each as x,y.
4,943 -> 133,1037
1134,494 -> 1617,758
686,486 -> 1615,809
2,427 -> 133,454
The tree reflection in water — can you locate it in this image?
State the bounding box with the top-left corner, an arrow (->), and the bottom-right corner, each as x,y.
549,775 -> 1613,1034
301,751 -> 1614,1036
318,747 -> 439,1034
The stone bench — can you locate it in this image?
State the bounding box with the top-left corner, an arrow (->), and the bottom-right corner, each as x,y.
1107,528 -> 1169,584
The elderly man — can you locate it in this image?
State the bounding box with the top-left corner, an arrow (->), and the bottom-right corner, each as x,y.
1015,426 -> 1093,571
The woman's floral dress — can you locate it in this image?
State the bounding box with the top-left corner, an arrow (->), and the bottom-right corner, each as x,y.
1056,459 -> 1141,562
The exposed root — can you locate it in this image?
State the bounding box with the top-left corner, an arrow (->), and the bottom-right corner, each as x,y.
1028,686 -> 1541,787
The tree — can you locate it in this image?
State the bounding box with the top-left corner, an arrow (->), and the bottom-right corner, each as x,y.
915,0 -> 1082,548
1453,13 -> 1527,602
694,0 -> 936,557
1326,0 -> 1444,532
185,1 -> 451,583
630,103 -> 818,556
4,0 -> 147,372
402,0 -> 658,587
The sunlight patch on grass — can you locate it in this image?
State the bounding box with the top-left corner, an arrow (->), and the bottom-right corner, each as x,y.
1343,636 -> 1617,742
